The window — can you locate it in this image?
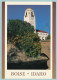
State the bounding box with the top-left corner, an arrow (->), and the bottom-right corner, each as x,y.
26,12 -> 27,16
31,12 -> 33,17
42,37 -> 44,40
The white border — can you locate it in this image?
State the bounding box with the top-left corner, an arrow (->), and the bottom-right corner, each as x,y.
5,2 -> 53,79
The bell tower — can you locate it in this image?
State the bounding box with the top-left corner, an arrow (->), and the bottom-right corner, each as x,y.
24,8 -> 36,33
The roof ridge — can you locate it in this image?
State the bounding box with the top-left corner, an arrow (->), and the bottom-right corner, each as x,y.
36,29 -> 48,33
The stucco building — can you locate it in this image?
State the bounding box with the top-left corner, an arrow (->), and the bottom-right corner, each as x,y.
24,8 -> 49,40
36,30 -> 49,40
24,8 -> 36,33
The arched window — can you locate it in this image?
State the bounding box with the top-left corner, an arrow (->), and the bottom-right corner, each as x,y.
31,12 -> 33,17
26,12 -> 27,16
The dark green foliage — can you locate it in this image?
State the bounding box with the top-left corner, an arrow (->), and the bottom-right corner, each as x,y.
46,35 -> 50,40
10,33 -> 41,57
7,19 -> 34,37
8,19 -> 41,57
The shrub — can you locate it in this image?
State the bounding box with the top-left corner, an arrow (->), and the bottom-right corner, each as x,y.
8,19 -> 41,58
46,35 -> 50,40
10,33 -> 41,57
7,19 -> 34,38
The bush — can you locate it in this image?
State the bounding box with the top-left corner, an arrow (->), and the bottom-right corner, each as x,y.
46,35 -> 50,40
10,33 -> 41,57
7,19 -> 34,38
8,19 -> 41,58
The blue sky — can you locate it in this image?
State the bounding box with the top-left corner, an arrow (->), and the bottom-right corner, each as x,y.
7,5 -> 50,34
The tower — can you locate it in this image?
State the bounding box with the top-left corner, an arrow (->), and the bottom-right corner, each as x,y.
24,8 -> 36,33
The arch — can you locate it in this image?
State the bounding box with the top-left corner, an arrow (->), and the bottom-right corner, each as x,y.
26,12 -> 27,16
31,12 -> 33,17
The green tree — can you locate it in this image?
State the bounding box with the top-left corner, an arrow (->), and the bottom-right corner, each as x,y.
8,19 -> 41,57
46,35 -> 50,40
11,33 -> 41,57
7,19 -> 34,38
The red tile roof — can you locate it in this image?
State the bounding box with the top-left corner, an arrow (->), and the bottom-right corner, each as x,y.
36,30 -> 48,33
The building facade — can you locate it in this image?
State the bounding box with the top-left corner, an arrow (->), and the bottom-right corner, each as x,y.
36,30 -> 49,40
24,8 -> 49,40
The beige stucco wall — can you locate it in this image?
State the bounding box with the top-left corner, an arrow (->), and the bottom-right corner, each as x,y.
38,32 -> 49,40
24,8 -> 36,33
